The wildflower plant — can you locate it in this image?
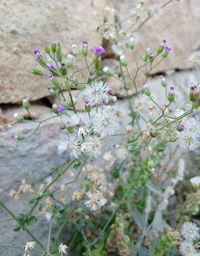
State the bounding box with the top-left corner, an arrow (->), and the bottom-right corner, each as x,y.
1,0 -> 200,256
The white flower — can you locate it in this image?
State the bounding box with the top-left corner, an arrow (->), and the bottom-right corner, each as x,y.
92,106 -> 122,136
45,212 -> 52,221
103,66 -> 109,73
112,44 -> 123,56
77,125 -> 91,138
103,151 -> 116,170
81,136 -> 102,158
85,190 -> 107,211
58,137 -> 81,158
179,241 -> 199,256
80,81 -> 110,106
177,118 -> 200,151
181,222 -> 200,242
65,114 -> 84,127
116,147 -> 128,161
24,241 -> 35,255
177,158 -> 185,181
59,243 -> 68,255
190,176 -> 200,189
133,94 -> 159,119
13,112 -> 19,118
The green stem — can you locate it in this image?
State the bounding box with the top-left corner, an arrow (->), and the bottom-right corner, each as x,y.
28,159 -> 75,215
47,219 -> 52,254
68,90 -> 77,114
0,201 -> 45,250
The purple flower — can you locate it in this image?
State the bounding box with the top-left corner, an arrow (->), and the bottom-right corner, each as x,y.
177,123 -> 185,132
48,64 -> 55,70
164,44 -> 172,53
57,104 -> 65,113
92,46 -> 105,56
162,40 -> 172,53
48,74 -> 54,80
33,49 -> 40,56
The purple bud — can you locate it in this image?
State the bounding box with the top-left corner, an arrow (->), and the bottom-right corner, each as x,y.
85,99 -> 90,106
82,41 -> 88,48
177,123 -> 185,132
190,85 -> 199,102
33,49 -> 40,56
61,61 -> 65,67
168,86 -> 175,102
48,64 -> 55,70
85,99 -> 91,112
92,46 -> 105,56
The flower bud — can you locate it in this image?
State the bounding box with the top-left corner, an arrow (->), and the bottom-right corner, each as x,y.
48,74 -> 54,80
168,86 -> 175,102
85,99 -> 91,113
52,104 -> 58,114
189,85 -> 199,102
71,43 -> 78,56
66,53 -> 74,68
161,76 -> 167,87
103,66 -> 112,77
33,49 -> 40,57
51,42 -> 57,53
177,123 -> 185,132
93,56 -> 102,73
127,36 -> 136,50
22,98 -> 30,110
51,80 -> 59,90
60,62 -> 67,76
14,113 -> 24,122
56,42 -> 62,62
119,55 -> 128,67
82,41 -> 88,56
38,56 -> 47,67
45,46 -> 51,54
144,83 -> 151,96
50,69 -> 59,77
143,48 -> 154,63
32,68 -> 42,75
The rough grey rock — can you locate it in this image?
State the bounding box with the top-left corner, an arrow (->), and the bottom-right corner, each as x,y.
0,0 -> 107,104
106,0 -> 200,73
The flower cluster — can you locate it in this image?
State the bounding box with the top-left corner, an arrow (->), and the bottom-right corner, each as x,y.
180,222 -> 200,256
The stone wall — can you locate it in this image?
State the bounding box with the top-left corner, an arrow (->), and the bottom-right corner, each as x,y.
1,0 -> 200,255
